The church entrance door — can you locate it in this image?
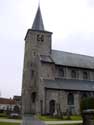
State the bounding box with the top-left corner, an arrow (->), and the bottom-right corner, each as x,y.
49,100 -> 55,115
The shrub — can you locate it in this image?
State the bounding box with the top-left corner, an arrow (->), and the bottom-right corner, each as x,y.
80,97 -> 94,113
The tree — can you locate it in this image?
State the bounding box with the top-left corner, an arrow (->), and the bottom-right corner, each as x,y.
13,105 -> 20,113
80,97 -> 94,113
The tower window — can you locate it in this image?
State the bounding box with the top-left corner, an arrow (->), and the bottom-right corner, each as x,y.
33,51 -> 36,56
37,34 -> 44,42
31,70 -> 34,78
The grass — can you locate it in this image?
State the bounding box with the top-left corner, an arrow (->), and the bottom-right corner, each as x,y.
49,124 -> 82,125
48,124 -> 82,125
70,116 -> 82,120
0,122 -> 20,125
0,113 -> 7,118
38,115 -> 82,121
0,123 -> 82,125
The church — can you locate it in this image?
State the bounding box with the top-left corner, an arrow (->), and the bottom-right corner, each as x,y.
22,6 -> 94,115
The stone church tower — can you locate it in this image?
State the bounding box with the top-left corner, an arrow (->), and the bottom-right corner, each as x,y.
22,6 -> 52,115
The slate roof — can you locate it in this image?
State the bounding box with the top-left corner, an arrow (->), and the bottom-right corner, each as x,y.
32,6 -> 44,31
44,79 -> 94,91
51,50 -> 94,69
40,55 -> 53,63
40,50 -> 94,69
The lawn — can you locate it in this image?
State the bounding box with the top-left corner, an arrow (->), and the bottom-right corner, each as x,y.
0,113 -> 7,118
0,123 -> 81,125
49,124 -> 82,125
38,115 -> 82,121
49,124 -> 81,125
0,122 -> 20,125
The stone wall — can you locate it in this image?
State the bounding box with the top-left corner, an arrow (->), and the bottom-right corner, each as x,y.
54,66 -> 94,81
45,89 -> 80,115
40,62 -> 55,80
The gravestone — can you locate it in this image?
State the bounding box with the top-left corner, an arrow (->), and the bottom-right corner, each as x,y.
82,109 -> 94,125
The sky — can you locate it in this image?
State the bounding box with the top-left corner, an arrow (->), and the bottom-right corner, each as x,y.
0,0 -> 94,98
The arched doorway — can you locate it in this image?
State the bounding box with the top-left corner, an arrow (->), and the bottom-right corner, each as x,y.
49,100 -> 55,115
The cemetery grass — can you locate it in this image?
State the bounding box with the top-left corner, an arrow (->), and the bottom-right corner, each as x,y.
38,115 -> 82,121
0,123 -> 82,125
0,122 -> 20,125
49,124 -> 82,125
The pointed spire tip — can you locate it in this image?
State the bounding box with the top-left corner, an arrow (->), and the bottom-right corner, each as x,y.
32,4 -> 44,31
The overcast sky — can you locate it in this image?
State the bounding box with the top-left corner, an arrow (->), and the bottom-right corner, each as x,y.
0,0 -> 94,98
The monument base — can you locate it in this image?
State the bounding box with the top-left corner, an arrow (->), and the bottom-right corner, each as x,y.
21,114 -> 46,125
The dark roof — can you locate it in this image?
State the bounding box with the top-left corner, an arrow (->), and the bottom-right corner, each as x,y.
44,79 -> 94,91
40,50 -> 94,69
0,98 -> 16,105
32,6 -> 44,31
51,50 -> 94,69
40,55 -> 53,63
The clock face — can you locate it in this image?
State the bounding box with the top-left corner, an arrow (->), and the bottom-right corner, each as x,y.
37,34 -> 44,42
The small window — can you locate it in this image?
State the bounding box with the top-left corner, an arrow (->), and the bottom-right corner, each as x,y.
83,71 -> 88,80
33,51 -> 36,56
71,70 -> 76,79
59,68 -> 64,77
68,93 -> 74,105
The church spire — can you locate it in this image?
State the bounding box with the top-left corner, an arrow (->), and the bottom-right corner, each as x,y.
32,6 -> 44,31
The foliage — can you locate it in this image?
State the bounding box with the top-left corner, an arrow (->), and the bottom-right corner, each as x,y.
80,97 -> 94,113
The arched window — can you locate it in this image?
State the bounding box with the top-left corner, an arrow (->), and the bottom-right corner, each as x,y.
49,100 -> 55,115
71,70 -> 76,79
68,93 -> 74,105
83,71 -> 88,80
